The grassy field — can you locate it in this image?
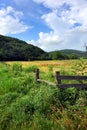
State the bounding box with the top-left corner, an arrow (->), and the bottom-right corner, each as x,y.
6,60 -> 78,72
0,59 -> 87,130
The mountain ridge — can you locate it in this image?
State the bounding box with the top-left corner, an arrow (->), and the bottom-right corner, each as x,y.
0,35 -> 86,61
0,35 -> 46,61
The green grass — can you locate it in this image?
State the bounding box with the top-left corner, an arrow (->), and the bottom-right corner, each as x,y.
0,61 -> 87,130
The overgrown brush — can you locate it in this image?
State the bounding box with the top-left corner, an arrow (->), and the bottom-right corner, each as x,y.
12,62 -> 22,72
24,65 -> 39,73
0,61 -> 87,130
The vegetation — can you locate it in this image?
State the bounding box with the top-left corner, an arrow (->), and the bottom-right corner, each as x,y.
0,60 -> 87,130
49,49 -> 87,60
0,35 -> 87,61
0,35 -> 45,61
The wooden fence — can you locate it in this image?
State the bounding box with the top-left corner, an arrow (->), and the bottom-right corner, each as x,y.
35,69 -> 87,89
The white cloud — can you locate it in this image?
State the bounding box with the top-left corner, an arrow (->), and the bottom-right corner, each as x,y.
38,31 -> 63,44
0,6 -> 30,35
32,0 -> 87,51
41,11 -> 71,35
33,0 -> 87,10
28,31 -> 64,51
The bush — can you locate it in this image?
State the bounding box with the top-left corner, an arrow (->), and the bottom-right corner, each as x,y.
71,58 -> 87,75
12,63 -> 22,72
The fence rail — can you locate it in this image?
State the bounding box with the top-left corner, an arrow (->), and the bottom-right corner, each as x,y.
35,69 -> 87,89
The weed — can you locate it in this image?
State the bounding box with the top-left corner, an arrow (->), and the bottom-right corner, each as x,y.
0,61 -> 87,130
24,65 -> 38,73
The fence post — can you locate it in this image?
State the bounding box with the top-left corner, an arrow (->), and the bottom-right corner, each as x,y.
55,71 -> 61,85
36,69 -> 39,81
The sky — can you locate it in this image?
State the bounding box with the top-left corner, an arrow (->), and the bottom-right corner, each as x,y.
0,0 -> 87,52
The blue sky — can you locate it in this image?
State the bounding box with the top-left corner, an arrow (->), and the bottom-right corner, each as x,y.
0,0 -> 87,52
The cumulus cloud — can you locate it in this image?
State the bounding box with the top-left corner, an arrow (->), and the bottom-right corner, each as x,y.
38,31 -> 63,44
32,0 -> 87,51
28,31 -> 64,51
0,6 -> 30,35
41,10 -> 71,35
38,31 -> 64,51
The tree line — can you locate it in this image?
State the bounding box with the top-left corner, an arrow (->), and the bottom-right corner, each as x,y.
0,35 -> 86,61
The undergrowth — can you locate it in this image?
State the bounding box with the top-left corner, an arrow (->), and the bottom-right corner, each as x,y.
0,61 -> 87,130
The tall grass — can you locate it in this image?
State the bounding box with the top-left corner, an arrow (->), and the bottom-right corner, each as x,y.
0,61 -> 87,130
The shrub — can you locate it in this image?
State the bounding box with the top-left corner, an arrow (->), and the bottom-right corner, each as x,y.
71,58 -> 87,75
12,63 -> 22,72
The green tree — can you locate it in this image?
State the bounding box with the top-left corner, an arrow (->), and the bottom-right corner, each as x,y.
52,51 -> 68,60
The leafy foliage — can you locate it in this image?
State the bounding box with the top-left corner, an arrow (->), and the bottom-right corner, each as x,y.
0,35 -> 45,61
71,58 -> 87,75
49,49 -> 87,60
0,35 -> 87,61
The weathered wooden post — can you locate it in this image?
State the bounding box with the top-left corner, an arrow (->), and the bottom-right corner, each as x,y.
55,71 -> 61,86
36,69 -> 39,81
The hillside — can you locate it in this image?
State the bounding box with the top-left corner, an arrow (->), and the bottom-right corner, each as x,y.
0,35 -> 87,61
0,35 -> 46,61
60,49 -> 87,57
49,49 -> 87,59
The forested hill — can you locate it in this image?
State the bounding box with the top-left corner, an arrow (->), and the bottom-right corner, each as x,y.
0,35 -> 86,61
49,49 -> 87,60
0,35 -> 46,61
60,49 -> 86,57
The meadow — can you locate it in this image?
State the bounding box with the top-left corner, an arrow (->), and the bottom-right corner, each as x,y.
0,59 -> 87,130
